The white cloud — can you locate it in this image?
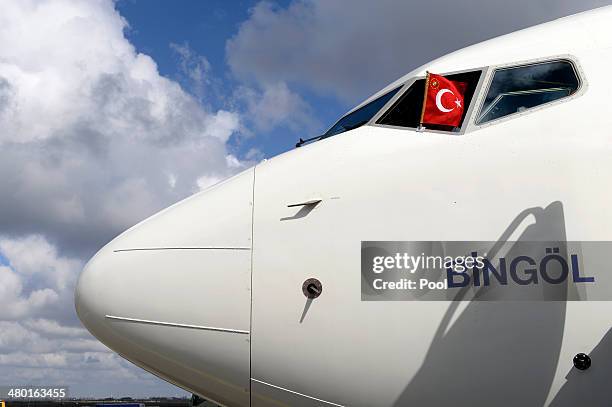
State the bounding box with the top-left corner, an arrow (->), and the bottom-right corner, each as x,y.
196,174 -> 223,191
0,234 -> 183,397
0,0 -> 253,394
227,0 -> 612,103
0,341 -> 173,397
167,173 -> 178,189
0,0 -> 251,256
23,318 -> 89,338
226,154 -> 244,168
0,268 -> 58,320
0,235 -> 80,291
204,109 -> 241,143
235,81 -> 319,133
0,0 -> 249,398
171,42 -> 213,102
0,235 -> 80,321
245,147 -> 265,162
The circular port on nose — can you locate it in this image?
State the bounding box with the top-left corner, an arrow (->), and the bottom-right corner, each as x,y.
303,278 -> 322,299
573,353 -> 591,370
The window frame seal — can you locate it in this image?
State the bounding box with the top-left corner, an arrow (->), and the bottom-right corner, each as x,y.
470,55 -> 586,129
319,84 -> 407,139
368,65 -> 489,136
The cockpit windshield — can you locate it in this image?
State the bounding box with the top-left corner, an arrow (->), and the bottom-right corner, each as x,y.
376,70 -> 482,131
322,86 -> 402,139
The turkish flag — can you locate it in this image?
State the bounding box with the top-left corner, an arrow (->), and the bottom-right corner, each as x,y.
421,73 -> 467,127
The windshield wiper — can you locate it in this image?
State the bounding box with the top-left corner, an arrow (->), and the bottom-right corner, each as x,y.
295,134 -> 325,148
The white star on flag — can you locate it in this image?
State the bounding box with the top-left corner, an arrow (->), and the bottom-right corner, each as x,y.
454,98 -> 462,108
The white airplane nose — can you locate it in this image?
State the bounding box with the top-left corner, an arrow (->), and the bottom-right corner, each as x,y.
75,168 -> 254,407
74,252 -> 109,340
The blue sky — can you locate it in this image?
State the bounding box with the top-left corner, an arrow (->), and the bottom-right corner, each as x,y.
116,0 -> 346,158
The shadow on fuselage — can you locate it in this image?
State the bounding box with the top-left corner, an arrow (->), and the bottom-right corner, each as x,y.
394,201 -> 572,407
549,326 -> 612,406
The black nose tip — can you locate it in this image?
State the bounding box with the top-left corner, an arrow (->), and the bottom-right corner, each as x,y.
573,353 -> 591,370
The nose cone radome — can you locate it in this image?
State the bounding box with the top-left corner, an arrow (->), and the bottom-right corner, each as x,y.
75,168 -> 254,407
74,252 -> 109,340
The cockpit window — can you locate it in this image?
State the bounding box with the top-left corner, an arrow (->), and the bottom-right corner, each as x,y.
376,70 -> 481,131
477,60 -> 579,124
322,86 -> 401,138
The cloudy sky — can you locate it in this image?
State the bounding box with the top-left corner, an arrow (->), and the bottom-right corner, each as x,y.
0,0 -> 610,398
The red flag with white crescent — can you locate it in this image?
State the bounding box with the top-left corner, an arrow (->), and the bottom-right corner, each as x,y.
421,73 -> 467,127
